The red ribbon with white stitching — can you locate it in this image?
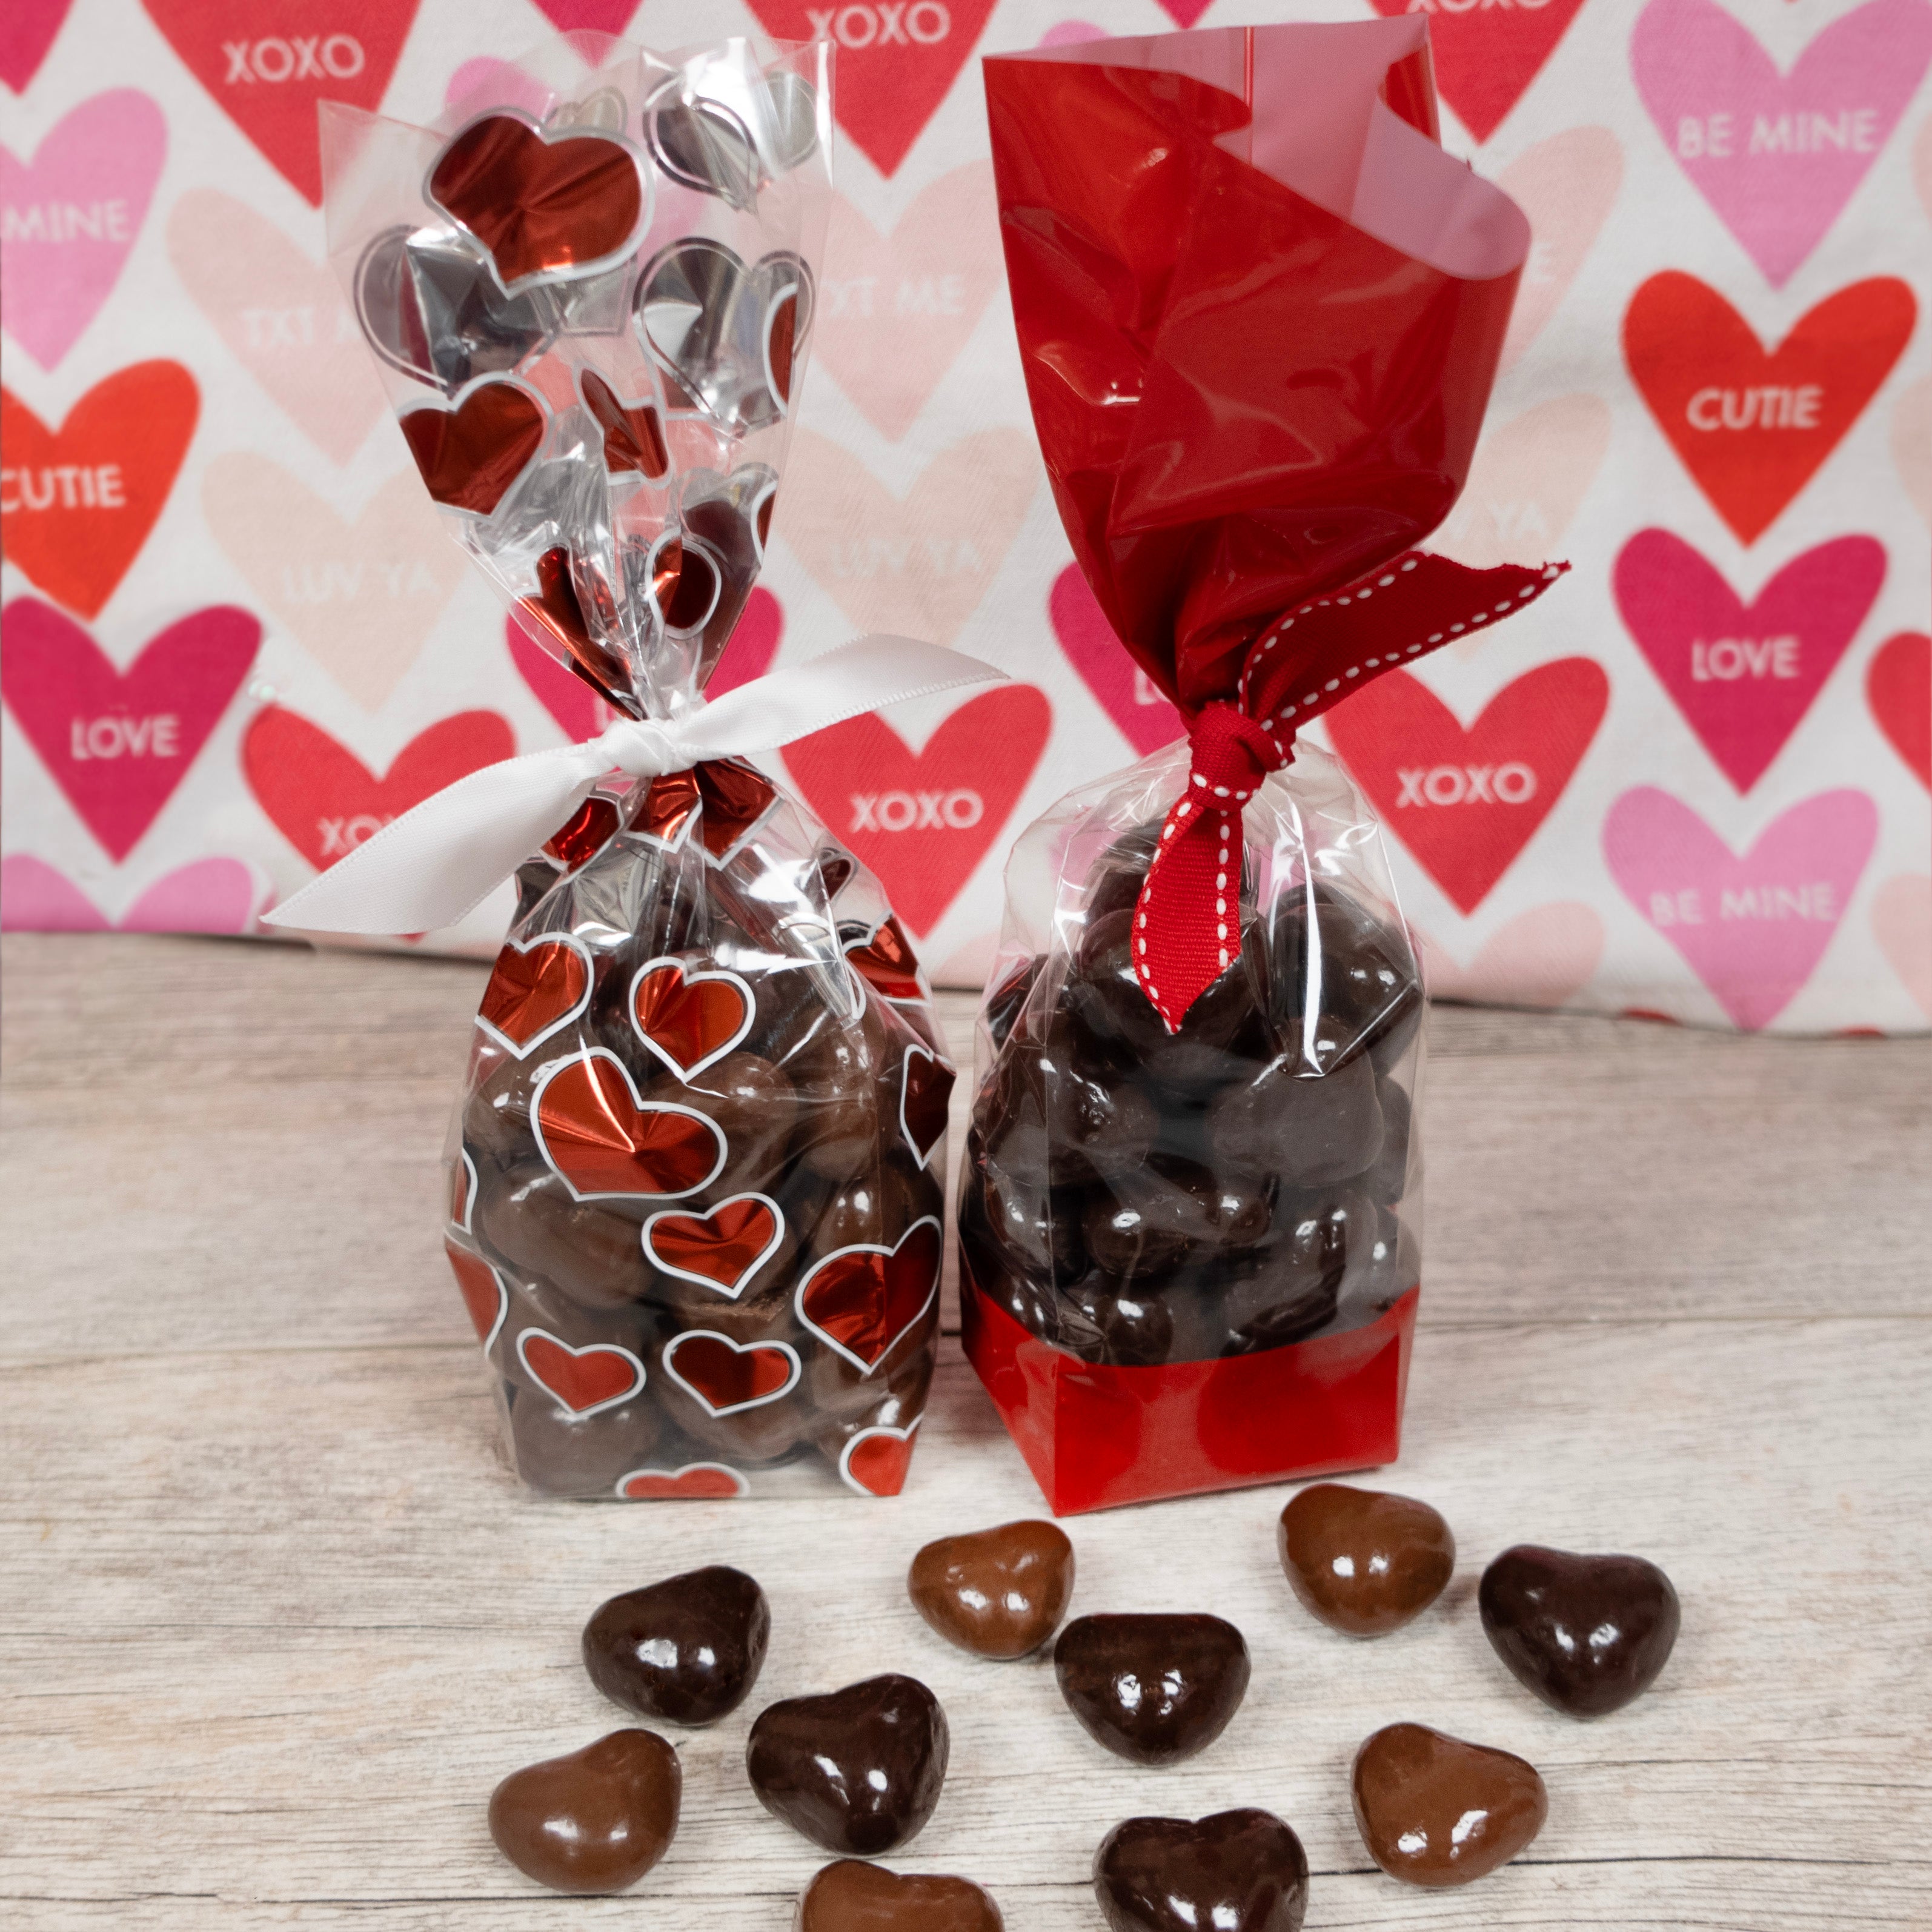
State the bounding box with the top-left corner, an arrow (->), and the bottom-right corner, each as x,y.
1132,551 -> 1570,1031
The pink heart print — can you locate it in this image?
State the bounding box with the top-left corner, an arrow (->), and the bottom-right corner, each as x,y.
1871,874 -> 1932,1021
1415,903 -> 1605,1009
0,854 -> 257,932
0,597 -> 261,862
1497,127 -> 1624,373
1614,529 -> 1884,794
0,90 -> 166,370
1603,786 -> 1878,1031
1632,0 -> 1932,288
0,0 -> 76,93
1050,565 -> 1183,755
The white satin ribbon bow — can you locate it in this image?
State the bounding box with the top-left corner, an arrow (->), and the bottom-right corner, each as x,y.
263,636 -> 1007,936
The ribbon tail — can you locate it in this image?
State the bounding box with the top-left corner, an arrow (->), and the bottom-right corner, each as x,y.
262,741 -> 609,936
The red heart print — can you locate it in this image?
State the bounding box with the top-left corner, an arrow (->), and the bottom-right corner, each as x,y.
708,586 -> 783,698
631,958 -> 754,1078
580,371 -> 667,479
0,363 -> 198,620
644,1194 -> 784,1298
445,1241 -> 505,1350
242,707 -> 516,874
840,1419 -> 920,1497
1370,0 -> 1587,144
517,1327 -> 646,1415
544,792 -> 623,869
399,380 -> 546,516
617,1462 -> 748,1499
844,915 -> 925,1001
1624,273 -> 1917,547
430,115 -> 644,287
529,2 -> 640,30
534,1049 -> 728,1200
662,1330 -> 802,1416
743,0 -> 998,176
1324,659 -> 1610,916
1868,632 -> 1930,789
898,1045 -> 953,1170
783,685 -> 1052,935
795,1217 -> 941,1374
0,0 -> 75,92
1615,530 -> 1884,794
1,597 -> 258,862
1051,565 -> 1183,757
506,614 -> 617,743
477,934 -> 594,1057
138,0 -> 418,205
450,1147 -> 478,1232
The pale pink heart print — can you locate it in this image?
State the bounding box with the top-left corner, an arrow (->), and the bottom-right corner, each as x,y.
1603,786 -> 1878,1031
167,189 -> 382,465
1871,874 -> 1932,1020
1415,903 -> 1605,1008
1894,376 -> 1932,528
1632,0 -> 1932,288
445,58 -> 559,119
1430,394 -> 1610,585
1049,565 -> 1183,754
1497,128 -> 1622,373
0,90 -> 165,370
0,854 -> 256,932
815,164 -> 1004,442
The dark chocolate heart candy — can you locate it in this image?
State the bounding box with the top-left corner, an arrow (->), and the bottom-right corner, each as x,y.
1054,1613 -> 1249,1764
1277,1484 -> 1454,1637
1479,1544 -> 1681,1718
1207,1049 -> 1383,1189
1269,888 -> 1421,1074
583,1565 -> 769,1726
1351,1722 -> 1545,1888
746,1674 -> 948,1854
798,1857 -> 1003,1932
1094,1809 -> 1308,1932
909,1519 -> 1075,1660
1055,1272 -> 1183,1367
488,1728 -> 681,1894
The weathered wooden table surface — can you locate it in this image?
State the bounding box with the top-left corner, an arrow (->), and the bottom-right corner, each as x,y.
3,931 -> 1928,1930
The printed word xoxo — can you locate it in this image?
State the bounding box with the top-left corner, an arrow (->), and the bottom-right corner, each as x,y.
1674,111 -> 1882,159
849,788 -> 983,831
805,2 -> 951,45
1401,0 -> 1561,10
1,464 -> 125,511
1691,636 -> 1799,680
68,714 -> 179,760
1395,762 -> 1538,807
821,274 -> 968,319
319,812 -> 394,856
1649,881 -> 1837,926
1686,385 -> 1822,431
223,36 -> 365,84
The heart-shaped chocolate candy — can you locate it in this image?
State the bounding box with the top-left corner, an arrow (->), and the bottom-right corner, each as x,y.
583,1565 -> 769,1726
488,1728 -> 680,1894
635,239 -> 812,432
909,1519 -> 1074,1660
1479,1544 -> 1681,1718
746,1673 -> 948,1854
1351,1722 -> 1545,1888
1276,1483 -> 1455,1638
1054,1613 -> 1250,1765
1094,1810 -> 1308,1932
798,1858 -> 1003,1931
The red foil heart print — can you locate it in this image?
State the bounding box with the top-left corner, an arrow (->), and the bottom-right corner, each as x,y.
844,915 -> 925,1001
898,1046 -> 952,1169
795,1218 -> 942,1373
630,959 -> 754,1077
477,934 -> 593,1056
445,1241 -> 506,1349
517,1327 -> 646,1414
430,115 -> 645,286
840,1421 -> 920,1497
617,1463 -> 749,1500
662,1331 -> 802,1415
580,370 -> 668,478
399,379 -> 546,516
644,1195 -> 785,1297
534,1049 -> 727,1199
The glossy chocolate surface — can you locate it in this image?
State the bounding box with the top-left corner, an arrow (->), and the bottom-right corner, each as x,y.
1094,1810 -> 1308,1932
797,1858 -> 1004,1931
583,1565 -> 769,1725
1054,1613 -> 1250,1764
488,1728 -> 681,1894
746,1673 -> 949,1854
1479,1544 -> 1681,1718
1277,1484 -> 1455,1636
908,1519 -> 1075,1659
1351,1722 -> 1546,1888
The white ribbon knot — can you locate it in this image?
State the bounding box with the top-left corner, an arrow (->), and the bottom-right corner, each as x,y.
264,634 -> 1007,937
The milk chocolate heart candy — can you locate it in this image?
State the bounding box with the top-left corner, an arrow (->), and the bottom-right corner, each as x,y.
682,1052 -> 798,1188
746,1675 -> 948,1854
631,957 -> 754,1078
506,1381 -> 664,1499
1351,1723 -> 1546,1888
909,1521 -> 1075,1660
534,1049 -> 727,1201
400,377 -> 547,517
795,1218 -> 942,1373
431,114 -> 646,289
1479,1545 -> 1681,1719
583,1565 -> 770,1726
1054,1615 -> 1250,1765
488,1729 -> 680,1894
1278,1484 -> 1455,1637
479,1163 -> 649,1309
798,1859 -> 1004,1932
643,1193 -> 785,1299
477,934 -> 594,1057
635,239 -> 812,431
1094,1810 -> 1309,1932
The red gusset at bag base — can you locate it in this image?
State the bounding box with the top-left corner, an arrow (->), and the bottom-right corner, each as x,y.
961,19 -> 1565,1514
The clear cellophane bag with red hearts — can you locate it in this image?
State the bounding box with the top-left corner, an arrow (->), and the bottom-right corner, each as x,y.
323,36 -> 955,1498
961,22 -> 1556,1512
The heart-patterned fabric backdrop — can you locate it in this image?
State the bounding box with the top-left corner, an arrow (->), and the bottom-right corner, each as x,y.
2,0 -> 1927,1032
